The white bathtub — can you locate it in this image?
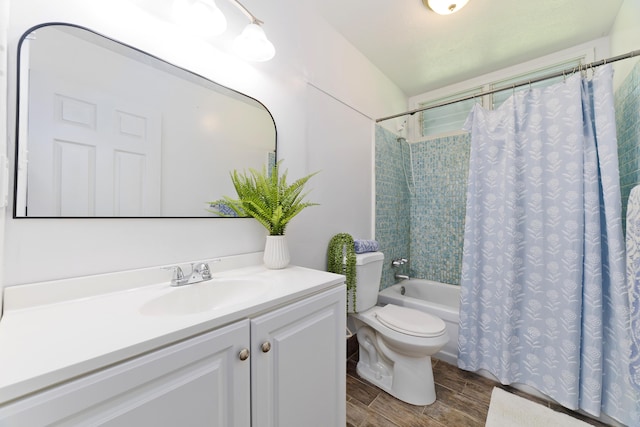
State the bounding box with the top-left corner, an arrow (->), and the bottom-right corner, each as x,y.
378,279 -> 460,365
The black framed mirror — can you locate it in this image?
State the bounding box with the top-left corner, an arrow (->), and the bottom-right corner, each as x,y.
14,23 -> 276,218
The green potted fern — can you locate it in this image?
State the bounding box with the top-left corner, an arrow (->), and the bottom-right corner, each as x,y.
210,160 -> 319,269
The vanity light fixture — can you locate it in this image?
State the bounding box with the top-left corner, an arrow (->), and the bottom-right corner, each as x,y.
423,0 -> 470,15
172,0 -> 276,61
229,0 -> 276,62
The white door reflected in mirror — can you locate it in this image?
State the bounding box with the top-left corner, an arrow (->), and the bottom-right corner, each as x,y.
15,24 -> 276,218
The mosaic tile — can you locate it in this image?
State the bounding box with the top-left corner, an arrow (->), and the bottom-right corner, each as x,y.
375,126 -> 469,287
375,126 -> 412,289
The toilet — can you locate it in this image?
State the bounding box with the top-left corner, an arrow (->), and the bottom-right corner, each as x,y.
349,252 -> 449,406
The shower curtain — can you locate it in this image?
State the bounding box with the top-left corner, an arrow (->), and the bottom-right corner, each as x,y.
457,65 -> 640,426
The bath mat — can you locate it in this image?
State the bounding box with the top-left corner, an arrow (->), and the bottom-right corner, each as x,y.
485,387 -> 591,427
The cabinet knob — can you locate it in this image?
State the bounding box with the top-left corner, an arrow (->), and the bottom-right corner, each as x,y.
261,341 -> 272,353
238,348 -> 250,361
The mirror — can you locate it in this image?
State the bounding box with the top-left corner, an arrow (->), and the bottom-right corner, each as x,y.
14,24 -> 276,218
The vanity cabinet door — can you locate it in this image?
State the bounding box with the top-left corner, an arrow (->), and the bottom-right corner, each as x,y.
0,320 -> 251,427
251,285 -> 346,427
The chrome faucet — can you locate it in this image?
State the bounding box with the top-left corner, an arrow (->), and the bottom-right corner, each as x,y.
391,257 -> 409,281
164,261 -> 217,287
391,258 -> 408,267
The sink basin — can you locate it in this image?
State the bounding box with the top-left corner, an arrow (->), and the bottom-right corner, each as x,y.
140,277 -> 271,316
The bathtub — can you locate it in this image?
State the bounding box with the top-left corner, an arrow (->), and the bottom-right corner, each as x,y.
378,279 -> 460,365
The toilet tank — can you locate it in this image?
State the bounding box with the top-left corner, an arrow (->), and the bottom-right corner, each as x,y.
347,252 -> 384,314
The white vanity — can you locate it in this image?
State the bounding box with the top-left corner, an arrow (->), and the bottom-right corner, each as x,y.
0,253 -> 346,426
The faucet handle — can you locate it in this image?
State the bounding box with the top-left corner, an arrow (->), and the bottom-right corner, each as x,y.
391,258 -> 408,267
175,266 -> 185,280
163,266 -> 186,286
194,262 -> 212,280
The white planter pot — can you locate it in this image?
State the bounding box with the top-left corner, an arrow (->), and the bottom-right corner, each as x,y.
263,235 -> 290,269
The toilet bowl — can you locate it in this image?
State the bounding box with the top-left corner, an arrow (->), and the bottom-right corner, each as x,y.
349,252 -> 449,405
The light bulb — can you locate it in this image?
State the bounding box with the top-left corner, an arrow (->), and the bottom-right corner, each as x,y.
172,0 -> 227,38
426,0 -> 470,15
233,23 -> 276,62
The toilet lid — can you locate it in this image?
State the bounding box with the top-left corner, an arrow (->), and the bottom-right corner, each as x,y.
375,304 -> 446,338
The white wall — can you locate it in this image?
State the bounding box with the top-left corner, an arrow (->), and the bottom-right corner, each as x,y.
1,0 -> 407,287
610,0 -> 640,90
289,85 -> 375,270
0,0 -> 9,312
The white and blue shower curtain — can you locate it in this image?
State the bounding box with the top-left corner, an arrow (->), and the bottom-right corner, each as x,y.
458,65 -> 640,426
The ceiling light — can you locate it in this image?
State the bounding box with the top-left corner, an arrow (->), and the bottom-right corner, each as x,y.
423,0 -> 470,15
172,0 -> 227,38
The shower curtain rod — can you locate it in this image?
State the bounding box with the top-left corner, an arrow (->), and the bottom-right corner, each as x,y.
376,48 -> 640,123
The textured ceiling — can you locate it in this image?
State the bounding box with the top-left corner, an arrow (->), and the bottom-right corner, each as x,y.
315,0 -> 624,97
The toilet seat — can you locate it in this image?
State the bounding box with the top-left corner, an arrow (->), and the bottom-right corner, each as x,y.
375,304 -> 446,338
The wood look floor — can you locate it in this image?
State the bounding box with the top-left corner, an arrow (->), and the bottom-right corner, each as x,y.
346,348 -> 613,427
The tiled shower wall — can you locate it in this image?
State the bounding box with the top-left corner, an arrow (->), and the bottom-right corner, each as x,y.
616,60 -> 640,229
375,126 -> 470,288
409,134 -> 470,285
375,126 -> 411,289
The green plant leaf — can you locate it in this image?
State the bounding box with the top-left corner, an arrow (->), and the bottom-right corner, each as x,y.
213,160 -> 319,235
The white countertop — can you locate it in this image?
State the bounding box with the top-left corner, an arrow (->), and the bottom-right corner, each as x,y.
0,253 -> 345,404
